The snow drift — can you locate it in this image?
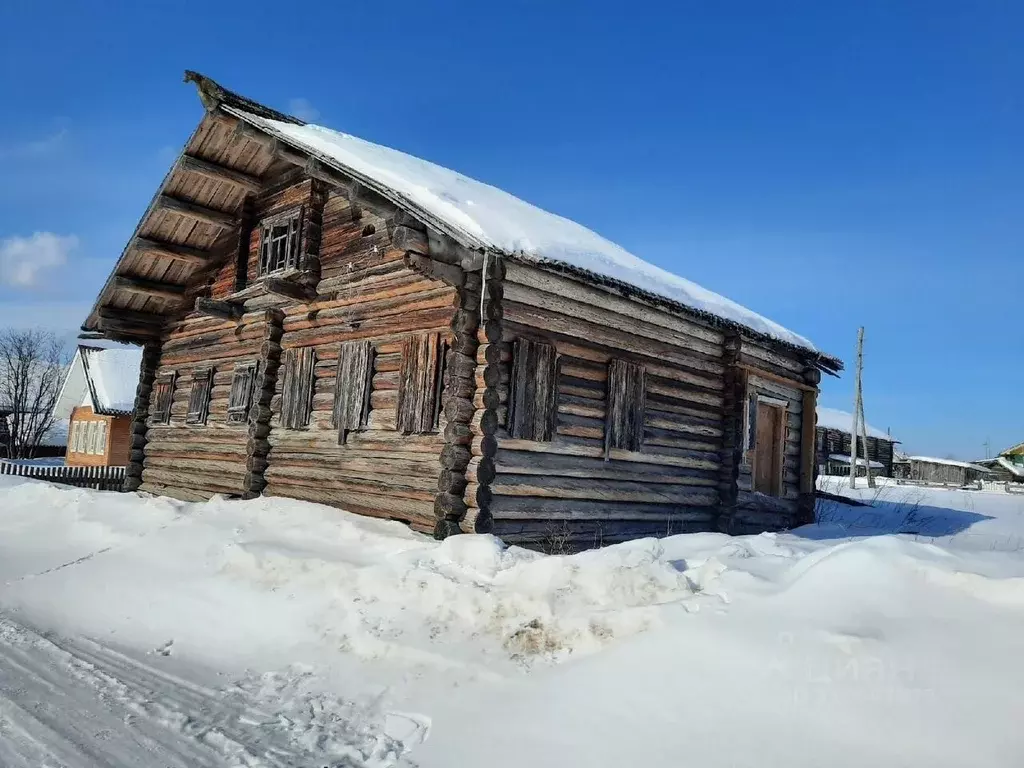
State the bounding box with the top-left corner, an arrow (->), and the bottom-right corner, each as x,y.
1,476 -> 1023,766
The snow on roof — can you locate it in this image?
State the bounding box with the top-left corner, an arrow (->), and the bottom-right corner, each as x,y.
828,454 -> 885,469
225,106 -> 826,356
80,347 -> 142,415
816,406 -> 895,441
909,456 -> 993,472
995,457 -> 1024,478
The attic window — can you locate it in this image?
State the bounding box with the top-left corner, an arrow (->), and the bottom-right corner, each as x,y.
259,207 -> 303,275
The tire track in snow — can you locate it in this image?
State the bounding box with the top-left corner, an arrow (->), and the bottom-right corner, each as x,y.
0,615 -> 419,767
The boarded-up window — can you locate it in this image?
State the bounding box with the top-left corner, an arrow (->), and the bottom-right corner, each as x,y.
280,347 -> 315,429
507,338 -> 558,442
226,363 -> 258,425
259,207 -> 303,275
333,340 -> 374,444
151,373 -> 176,424
397,333 -> 445,434
186,368 -> 213,425
605,358 -> 645,456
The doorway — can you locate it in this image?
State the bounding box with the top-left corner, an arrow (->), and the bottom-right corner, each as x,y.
753,400 -> 784,496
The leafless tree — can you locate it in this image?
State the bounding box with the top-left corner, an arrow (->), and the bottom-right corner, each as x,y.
0,329 -> 69,459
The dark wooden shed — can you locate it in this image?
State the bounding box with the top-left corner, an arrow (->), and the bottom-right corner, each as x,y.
81,72 -> 842,549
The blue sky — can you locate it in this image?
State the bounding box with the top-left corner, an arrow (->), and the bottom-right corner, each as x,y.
1,0 -> 1020,459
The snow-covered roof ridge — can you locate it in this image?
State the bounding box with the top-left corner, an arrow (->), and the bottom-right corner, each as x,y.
214,92 -> 841,370
816,406 -> 896,442
908,456 -> 993,472
79,346 -> 143,415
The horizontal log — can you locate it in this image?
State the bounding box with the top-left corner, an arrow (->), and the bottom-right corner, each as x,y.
177,153 -> 262,193
262,484 -> 434,530
488,475 -> 719,504
157,194 -> 238,229
112,275 -> 186,301
504,261 -> 724,345
489,495 -> 718,518
391,225 -> 429,255
404,253 -> 464,286
134,237 -> 212,266
194,297 -> 244,320
263,277 -> 316,302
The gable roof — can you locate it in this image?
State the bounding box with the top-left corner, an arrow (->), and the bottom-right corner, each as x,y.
82,72 -> 842,373
816,406 -> 896,442
72,345 -> 142,416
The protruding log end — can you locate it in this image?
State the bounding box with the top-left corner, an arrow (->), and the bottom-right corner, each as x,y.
434,518 -> 462,540
434,492 -> 468,520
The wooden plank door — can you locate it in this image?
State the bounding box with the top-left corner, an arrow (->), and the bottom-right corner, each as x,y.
754,401 -> 783,496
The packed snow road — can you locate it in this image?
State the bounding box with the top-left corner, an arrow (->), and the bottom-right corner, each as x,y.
0,614 -> 414,768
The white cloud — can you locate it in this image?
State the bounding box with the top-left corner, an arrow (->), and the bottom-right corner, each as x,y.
0,232 -> 78,288
0,128 -> 68,160
287,98 -> 320,122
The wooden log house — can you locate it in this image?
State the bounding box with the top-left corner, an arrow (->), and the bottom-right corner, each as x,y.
81,72 -> 843,548
815,406 -> 899,477
62,346 -> 143,467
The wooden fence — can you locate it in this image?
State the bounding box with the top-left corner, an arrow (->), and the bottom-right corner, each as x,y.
1006,483 -> 1024,496
0,462 -> 126,491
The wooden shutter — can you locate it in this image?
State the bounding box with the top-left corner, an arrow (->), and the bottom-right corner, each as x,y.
507,338 -> 558,442
185,368 -> 213,425
397,333 -> 444,434
151,372 -> 176,424
226,363 -> 257,425
333,340 -> 374,444
605,358 -> 646,456
280,347 -> 315,429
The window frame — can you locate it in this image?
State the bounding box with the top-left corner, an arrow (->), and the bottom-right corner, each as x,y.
95,420 -> 107,456
258,206 -> 304,277
333,340 -> 375,444
396,333 -> 446,435
226,362 -> 258,425
185,368 -> 213,426
280,347 -> 316,430
507,337 -> 559,442
151,372 -> 176,425
604,358 -> 646,457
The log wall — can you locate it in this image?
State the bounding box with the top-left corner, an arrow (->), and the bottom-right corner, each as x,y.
477,263 -> 728,549
816,427 -> 896,477
139,310 -> 275,500
259,186 -> 459,532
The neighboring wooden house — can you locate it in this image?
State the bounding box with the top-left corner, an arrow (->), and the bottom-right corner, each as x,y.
63,346 -> 142,467
79,72 -> 842,548
815,406 -> 898,477
908,456 -> 992,487
974,442 -> 1024,483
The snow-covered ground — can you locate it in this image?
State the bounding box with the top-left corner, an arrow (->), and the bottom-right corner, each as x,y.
1,476 -> 1023,767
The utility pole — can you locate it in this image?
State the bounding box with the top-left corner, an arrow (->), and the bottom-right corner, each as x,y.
858,359 -> 875,489
849,327 -> 874,489
850,328 -> 862,489
984,439 -> 992,460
